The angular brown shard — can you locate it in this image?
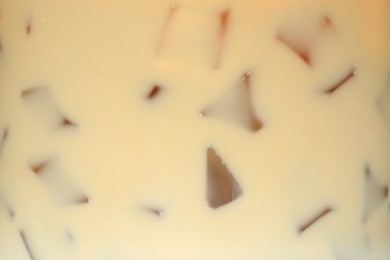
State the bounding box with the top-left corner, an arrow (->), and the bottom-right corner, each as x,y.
206,147 -> 243,209
20,230 -> 36,260
155,3 -> 178,56
324,67 -> 356,95
30,159 -> 52,175
215,9 -> 230,69
298,207 -> 333,234
277,33 -> 311,65
146,85 -> 162,100
362,165 -> 388,222
61,117 -> 76,127
201,72 -> 263,132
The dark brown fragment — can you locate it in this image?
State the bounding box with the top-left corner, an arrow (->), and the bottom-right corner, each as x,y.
298,207 -> 333,234
146,85 -> 162,100
61,117 -> 76,127
206,147 -> 243,209
325,67 -> 356,95
20,230 -> 36,260
30,159 -> 51,175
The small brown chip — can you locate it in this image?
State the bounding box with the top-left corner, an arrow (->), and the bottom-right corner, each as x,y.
146,85 -> 162,100
30,159 -> 51,175
298,207 -> 333,234
61,117 -> 76,127
74,194 -> 90,204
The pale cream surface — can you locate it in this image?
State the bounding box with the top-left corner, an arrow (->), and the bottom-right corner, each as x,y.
0,0 -> 389,259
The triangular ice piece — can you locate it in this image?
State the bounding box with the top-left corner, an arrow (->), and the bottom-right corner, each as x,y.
201,73 -> 262,132
30,158 -> 89,205
362,166 -> 388,222
21,87 -> 76,129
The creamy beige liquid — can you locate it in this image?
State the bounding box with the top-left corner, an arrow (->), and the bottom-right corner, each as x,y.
0,0 -> 389,259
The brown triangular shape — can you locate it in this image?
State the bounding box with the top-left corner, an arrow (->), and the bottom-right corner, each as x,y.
206,147 -> 243,209
30,159 -> 52,175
